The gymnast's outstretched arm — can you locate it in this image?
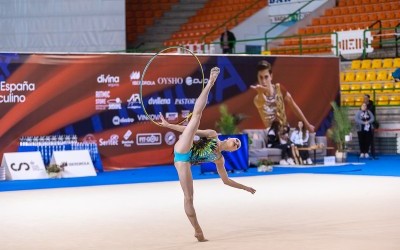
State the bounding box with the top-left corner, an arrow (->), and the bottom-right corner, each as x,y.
214,157 -> 256,194
159,113 -> 217,138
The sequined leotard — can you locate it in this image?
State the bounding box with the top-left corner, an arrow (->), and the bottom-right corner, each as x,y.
174,137 -> 222,164
253,83 -> 288,128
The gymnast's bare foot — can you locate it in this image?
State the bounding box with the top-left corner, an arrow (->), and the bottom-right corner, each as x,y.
195,232 -> 208,242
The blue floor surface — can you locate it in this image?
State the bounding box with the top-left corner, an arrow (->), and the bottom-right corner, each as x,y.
1,154 -> 399,192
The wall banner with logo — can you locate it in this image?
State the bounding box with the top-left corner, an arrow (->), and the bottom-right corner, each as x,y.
0,53 -> 339,170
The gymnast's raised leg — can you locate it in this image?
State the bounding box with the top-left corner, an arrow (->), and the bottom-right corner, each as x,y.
173,67 -> 220,242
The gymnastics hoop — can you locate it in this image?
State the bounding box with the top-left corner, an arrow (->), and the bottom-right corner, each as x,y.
139,46 -> 205,126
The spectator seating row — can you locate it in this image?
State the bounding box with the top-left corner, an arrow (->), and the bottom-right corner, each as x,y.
341,82 -> 400,93
341,70 -> 395,82
342,93 -> 400,106
337,0 -> 397,7
164,0 -> 266,46
349,58 -> 400,70
126,0 -> 178,46
340,57 -> 400,106
271,0 -> 400,55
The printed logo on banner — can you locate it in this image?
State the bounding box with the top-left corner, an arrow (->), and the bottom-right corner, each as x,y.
83,134 -> 97,143
50,150 -> 96,178
2,152 -> 48,180
95,90 -> 111,110
107,97 -> 122,110
165,112 -> 178,121
331,30 -> 373,55
185,76 -> 208,86
97,74 -> 120,87
148,97 -> 171,105
99,134 -> 119,146
112,116 -> 135,126
136,133 -> 162,145
165,131 -> 176,145
127,93 -> 141,109
122,130 -> 134,147
130,70 -> 155,85
157,77 -> 183,85
269,0 -> 297,4
137,113 -> 161,121
175,98 -> 196,105
0,80 -> 36,103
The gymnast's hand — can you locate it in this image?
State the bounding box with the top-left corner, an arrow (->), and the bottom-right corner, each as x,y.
250,84 -> 268,94
158,113 -> 170,127
244,186 -> 256,194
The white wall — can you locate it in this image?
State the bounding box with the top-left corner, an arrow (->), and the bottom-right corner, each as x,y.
0,0 -> 125,52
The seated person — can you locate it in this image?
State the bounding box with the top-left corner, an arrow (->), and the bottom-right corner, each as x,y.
290,120 -> 313,165
267,120 -> 295,165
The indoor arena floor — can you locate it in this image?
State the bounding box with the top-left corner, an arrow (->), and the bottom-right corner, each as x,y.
1,174 -> 400,250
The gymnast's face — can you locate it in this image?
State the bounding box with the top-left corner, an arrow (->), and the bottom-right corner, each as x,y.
257,69 -> 273,87
225,138 -> 241,152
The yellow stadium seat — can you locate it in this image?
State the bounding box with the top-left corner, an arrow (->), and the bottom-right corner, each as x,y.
395,82 -> 400,92
344,71 -> 355,82
354,95 -> 364,106
361,83 -> 372,91
365,71 -> 376,81
350,83 -> 361,92
372,83 -> 383,92
382,58 -> 393,68
376,70 -> 389,81
393,58 -> 400,68
389,95 -> 400,105
383,82 -> 394,92
371,59 -> 382,69
361,59 -> 372,69
355,71 -> 366,81
341,83 -> 350,92
351,60 -> 361,70
340,72 -> 345,82
376,94 -> 389,105
387,72 -> 394,81
342,95 -> 355,106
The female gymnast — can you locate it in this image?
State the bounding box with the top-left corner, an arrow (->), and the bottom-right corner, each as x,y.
159,67 -> 256,242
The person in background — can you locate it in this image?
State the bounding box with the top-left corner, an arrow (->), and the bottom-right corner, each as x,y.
355,103 -> 375,158
220,26 -> 236,54
290,121 -> 313,165
251,60 -> 315,133
266,120 -> 295,165
364,94 -> 375,116
363,94 -> 377,159
392,68 -> 400,82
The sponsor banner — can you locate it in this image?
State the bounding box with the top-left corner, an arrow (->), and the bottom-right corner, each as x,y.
331,29 -> 374,55
50,150 -> 97,178
136,133 -> 162,146
0,53 -> 339,170
97,74 -> 120,87
0,80 -> 36,103
2,152 -> 48,180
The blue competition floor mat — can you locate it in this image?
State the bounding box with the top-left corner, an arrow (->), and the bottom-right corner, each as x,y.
1,154 -> 399,192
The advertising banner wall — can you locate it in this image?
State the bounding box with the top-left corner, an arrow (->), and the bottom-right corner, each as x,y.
0,53 -> 340,170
